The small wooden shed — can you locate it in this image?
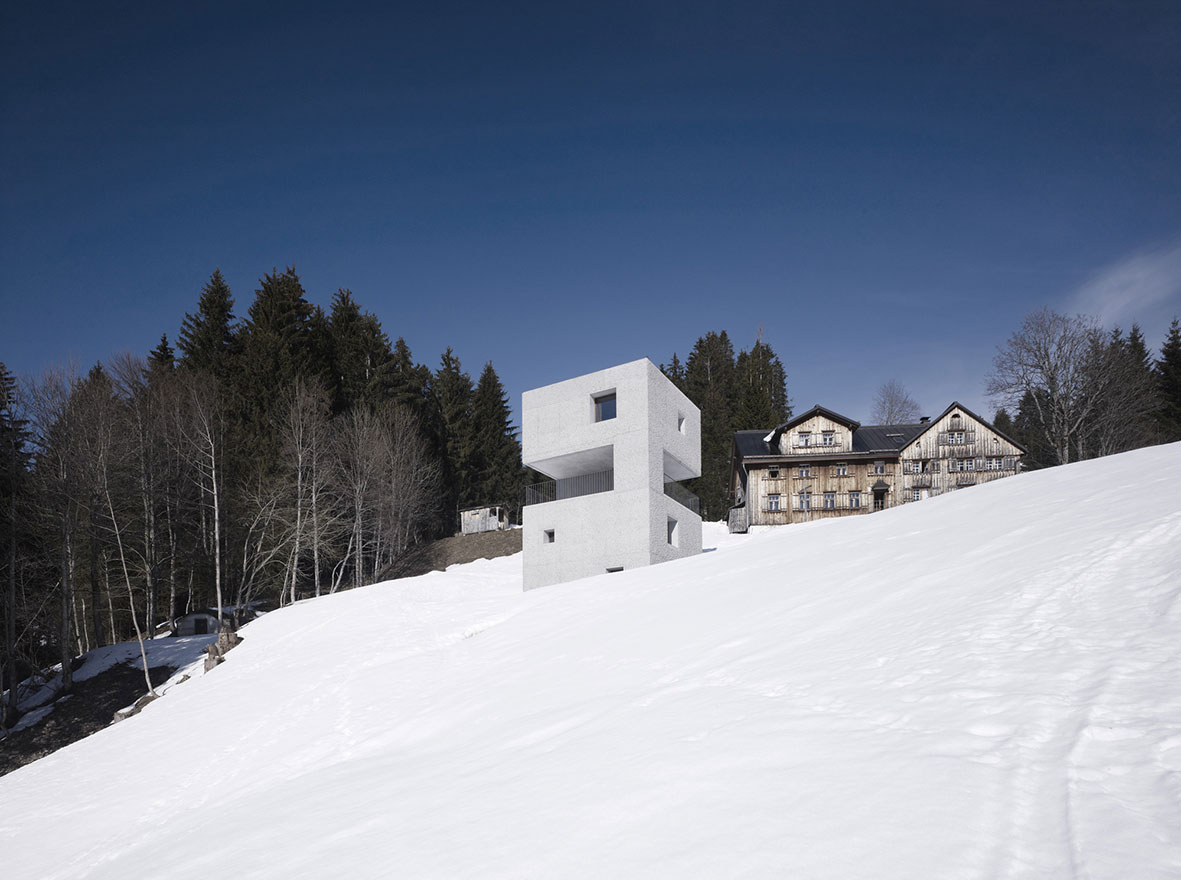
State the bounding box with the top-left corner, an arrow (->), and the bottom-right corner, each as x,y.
459,505 -> 510,535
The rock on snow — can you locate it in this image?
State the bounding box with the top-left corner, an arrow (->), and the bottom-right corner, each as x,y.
2,444 -> 1180,879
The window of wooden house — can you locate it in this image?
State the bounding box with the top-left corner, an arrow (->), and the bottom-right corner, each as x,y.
822,431 -> 835,446
948,430 -> 965,444
768,493 -> 781,512
798,431 -> 811,447
849,491 -> 861,509
834,462 -> 848,476
768,466 -> 779,479
823,492 -> 835,509
872,460 -> 885,475
798,465 -> 811,478
797,491 -> 812,511
911,489 -> 921,502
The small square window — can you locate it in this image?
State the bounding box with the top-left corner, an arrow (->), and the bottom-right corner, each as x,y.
594,392 -> 617,422
667,516 -> 679,547
768,466 -> 779,479
543,529 -> 555,544
834,462 -> 848,476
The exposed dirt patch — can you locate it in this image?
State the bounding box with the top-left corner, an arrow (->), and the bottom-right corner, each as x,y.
385,529 -> 522,580
0,663 -> 175,777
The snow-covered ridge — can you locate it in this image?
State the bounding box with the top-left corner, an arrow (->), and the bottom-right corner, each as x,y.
2,444 -> 1180,879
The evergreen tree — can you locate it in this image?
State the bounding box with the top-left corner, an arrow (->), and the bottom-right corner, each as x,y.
232,267 -> 317,470
683,331 -> 738,520
327,289 -> 391,413
149,334 -> 175,371
1012,389 -> 1055,469
434,349 -> 476,515
470,362 -> 523,518
1156,318 -> 1181,443
660,353 -> 685,390
734,338 -> 790,430
1,362 -> 31,727
992,408 -> 1014,437
177,270 -> 235,376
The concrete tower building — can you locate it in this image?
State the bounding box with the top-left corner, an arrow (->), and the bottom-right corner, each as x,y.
521,358 -> 702,590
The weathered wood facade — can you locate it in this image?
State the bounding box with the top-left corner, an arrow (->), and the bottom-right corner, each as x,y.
729,403 -> 1025,531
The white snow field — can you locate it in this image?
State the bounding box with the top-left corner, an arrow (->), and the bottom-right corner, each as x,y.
2,444 -> 1180,879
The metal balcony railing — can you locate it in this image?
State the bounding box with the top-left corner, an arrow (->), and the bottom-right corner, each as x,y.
664,480 -> 700,514
522,468 -> 614,507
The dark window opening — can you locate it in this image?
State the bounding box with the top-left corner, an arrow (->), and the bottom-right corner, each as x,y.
594,393 -> 617,422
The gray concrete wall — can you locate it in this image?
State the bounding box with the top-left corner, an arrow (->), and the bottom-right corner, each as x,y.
521,358 -> 701,590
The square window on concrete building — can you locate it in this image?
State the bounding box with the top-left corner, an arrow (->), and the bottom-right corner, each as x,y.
543,529 -> 555,544
667,516 -> 679,547
594,392 -> 617,422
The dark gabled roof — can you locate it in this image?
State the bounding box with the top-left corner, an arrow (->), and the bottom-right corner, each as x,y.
853,422 -> 927,453
773,404 -> 860,434
733,429 -> 774,459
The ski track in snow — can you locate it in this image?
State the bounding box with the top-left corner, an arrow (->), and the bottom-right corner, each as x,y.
1,445 -> 1180,879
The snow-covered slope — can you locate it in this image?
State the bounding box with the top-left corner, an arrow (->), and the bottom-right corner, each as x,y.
2,445 -> 1180,879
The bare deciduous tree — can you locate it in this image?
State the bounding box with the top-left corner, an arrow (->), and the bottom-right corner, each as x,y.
279,377 -> 337,602
174,370 -> 226,621
988,308 -> 1111,466
871,379 -> 921,424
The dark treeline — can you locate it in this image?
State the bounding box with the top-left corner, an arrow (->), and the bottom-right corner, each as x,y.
1,268 -> 522,725
661,330 -> 791,520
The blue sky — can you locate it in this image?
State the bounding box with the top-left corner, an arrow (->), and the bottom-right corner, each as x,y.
3,1 -> 1179,424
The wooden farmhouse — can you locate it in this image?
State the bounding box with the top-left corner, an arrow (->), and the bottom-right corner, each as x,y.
728,402 -> 1025,532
